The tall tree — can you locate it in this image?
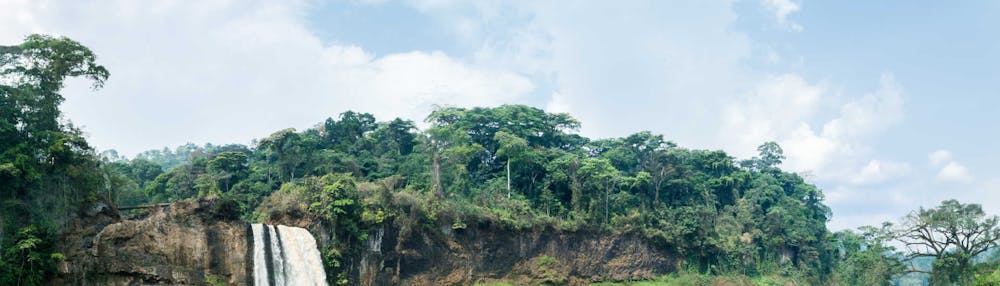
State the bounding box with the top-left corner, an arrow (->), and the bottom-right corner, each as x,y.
495,131 -> 528,198
322,111 -> 376,151
646,151 -> 676,207
544,152 -> 583,217
371,118 -> 417,156
258,128 -> 306,181
0,34 -> 109,285
896,199 -> 1000,285
207,151 -> 248,192
578,158 -> 621,224
1,34 -> 109,194
740,141 -> 785,172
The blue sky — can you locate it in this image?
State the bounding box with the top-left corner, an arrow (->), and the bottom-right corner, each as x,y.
1,0 -> 997,230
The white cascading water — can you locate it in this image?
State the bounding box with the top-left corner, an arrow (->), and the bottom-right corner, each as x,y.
251,224 -> 269,286
251,223 -> 328,286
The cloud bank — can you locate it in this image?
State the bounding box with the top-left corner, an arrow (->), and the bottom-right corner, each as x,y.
2,0 -> 534,156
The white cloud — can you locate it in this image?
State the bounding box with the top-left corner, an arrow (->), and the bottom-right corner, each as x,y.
793,74 -> 903,175
926,149 -> 974,183
716,72 -> 918,231
324,48 -> 534,124
851,159 -> 912,185
722,73 -> 823,157
928,149 -> 953,166
938,161 -> 973,183
762,0 -> 799,20
0,0 -> 50,43
1,0 -> 533,155
761,0 -> 803,31
781,123 -> 838,172
406,1 -> 754,146
823,183 -> 918,231
722,73 -> 905,183
535,1 -> 752,144
821,74 -> 904,140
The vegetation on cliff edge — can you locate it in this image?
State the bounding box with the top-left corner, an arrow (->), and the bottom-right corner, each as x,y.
2,35 -> 998,285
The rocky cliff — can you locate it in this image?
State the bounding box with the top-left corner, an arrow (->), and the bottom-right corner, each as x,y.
357,225 -> 676,286
55,199 -> 251,286
269,213 -> 676,286
57,199 -> 675,286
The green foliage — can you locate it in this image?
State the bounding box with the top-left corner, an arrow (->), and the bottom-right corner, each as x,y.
536,255 -> 558,267
257,173 -> 386,284
0,34 -> 944,284
977,265 -> 1000,286
0,34 -> 113,285
0,225 -> 61,286
319,244 -> 350,285
188,106 -> 836,283
133,143 -> 246,171
473,282 -> 515,286
833,224 -> 905,285
531,255 -> 564,284
895,200 -> 1000,285
588,273 -> 803,286
195,106 -> 838,283
204,274 -> 227,286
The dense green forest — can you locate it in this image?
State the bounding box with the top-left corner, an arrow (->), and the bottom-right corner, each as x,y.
2,35 -> 999,285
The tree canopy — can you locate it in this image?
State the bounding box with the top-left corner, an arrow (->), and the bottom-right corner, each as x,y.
1,34 -> 109,285
2,35 -> 997,286
110,104 -> 844,283
896,199 -> 1000,285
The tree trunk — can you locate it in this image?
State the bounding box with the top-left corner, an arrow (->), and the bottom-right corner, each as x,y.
571,177 -> 581,216
62,177 -> 69,229
432,149 -> 443,198
604,179 -> 610,224
266,155 -> 273,184
0,210 -> 4,253
530,175 -> 537,198
654,168 -> 667,207
506,160 -> 511,199
653,181 -> 660,207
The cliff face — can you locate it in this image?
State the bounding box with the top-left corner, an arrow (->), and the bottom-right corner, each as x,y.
268,212 -> 676,286
57,199 -> 675,286
353,225 -> 675,286
56,199 -> 252,286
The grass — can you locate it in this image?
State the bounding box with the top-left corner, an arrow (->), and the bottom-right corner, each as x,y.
589,273 -> 799,286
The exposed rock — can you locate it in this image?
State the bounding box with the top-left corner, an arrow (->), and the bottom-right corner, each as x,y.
56,199 -> 251,286
265,213 -> 676,286
52,199 -> 122,285
374,225 -> 676,286
56,198 -> 675,286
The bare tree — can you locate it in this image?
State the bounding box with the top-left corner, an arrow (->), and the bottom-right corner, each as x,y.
895,199 -> 1000,285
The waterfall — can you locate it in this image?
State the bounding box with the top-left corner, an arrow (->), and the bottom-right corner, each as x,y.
368,226 -> 384,253
251,224 -> 268,286
251,224 -> 328,286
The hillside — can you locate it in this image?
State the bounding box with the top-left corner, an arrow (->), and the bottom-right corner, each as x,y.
4,34 -> 996,286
